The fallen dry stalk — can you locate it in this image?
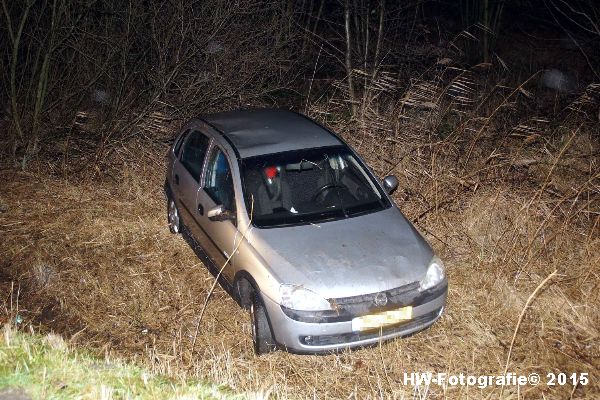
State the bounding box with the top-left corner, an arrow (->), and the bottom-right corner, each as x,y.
190,198 -> 254,356
500,269 -> 559,398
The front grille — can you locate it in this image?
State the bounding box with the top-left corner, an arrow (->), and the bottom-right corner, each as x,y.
333,281 -> 421,306
300,308 -> 442,347
281,280 -> 447,323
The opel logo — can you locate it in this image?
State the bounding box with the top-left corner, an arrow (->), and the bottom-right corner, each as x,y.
374,292 -> 388,307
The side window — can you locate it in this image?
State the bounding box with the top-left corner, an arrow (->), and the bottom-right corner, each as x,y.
204,148 -> 236,212
173,129 -> 189,156
180,131 -> 210,181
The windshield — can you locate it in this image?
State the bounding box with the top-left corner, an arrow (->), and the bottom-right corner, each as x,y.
241,146 -> 389,228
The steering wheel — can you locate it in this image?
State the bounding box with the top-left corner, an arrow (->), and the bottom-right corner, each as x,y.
312,183 -> 346,202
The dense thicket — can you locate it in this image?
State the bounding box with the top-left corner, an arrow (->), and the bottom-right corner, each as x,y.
1,0 -> 598,164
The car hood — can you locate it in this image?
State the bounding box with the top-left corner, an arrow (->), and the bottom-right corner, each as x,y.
246,206 -> 434,299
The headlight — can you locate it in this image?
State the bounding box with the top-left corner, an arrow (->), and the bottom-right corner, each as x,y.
279,284 -> 332,311
420,256 -> 445,291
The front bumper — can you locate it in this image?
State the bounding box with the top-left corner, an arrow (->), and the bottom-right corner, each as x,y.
263,281 -> 447,353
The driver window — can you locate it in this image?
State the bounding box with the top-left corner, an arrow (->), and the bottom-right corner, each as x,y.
204,148 -> 236,213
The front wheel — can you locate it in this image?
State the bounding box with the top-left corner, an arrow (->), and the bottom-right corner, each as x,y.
250,292 -> 276,355
167,197 -> 181,234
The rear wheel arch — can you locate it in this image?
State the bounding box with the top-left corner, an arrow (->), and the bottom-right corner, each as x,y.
165,182 -> 181,234
164,180 -> 173,199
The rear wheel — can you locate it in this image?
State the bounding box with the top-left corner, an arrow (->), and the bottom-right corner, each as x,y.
250,292 -> 276,355
167,197 -> 181,234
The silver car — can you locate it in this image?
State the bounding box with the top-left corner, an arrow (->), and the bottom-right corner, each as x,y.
164,109 -> 447,354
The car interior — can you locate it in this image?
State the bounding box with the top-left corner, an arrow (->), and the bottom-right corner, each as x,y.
243,149 -> 383,222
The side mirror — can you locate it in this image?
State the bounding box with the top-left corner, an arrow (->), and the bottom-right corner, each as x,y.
382,175 -> 399,195
207,204 -> 236,222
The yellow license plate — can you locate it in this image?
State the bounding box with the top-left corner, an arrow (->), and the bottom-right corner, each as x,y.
351,306 -> 413,332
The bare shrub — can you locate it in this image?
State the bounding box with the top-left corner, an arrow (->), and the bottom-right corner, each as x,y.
0,0 -> 302,167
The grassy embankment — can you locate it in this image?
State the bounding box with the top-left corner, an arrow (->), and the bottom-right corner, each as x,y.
0,324 -> 242,399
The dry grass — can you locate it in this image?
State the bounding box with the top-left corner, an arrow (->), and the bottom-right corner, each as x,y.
1,66 -> 600,399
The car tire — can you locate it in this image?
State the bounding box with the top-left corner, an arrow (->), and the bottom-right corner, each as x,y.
167,196 -> 181,234
250,291 -> 276,355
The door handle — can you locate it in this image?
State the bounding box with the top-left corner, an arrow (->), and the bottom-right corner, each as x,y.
197,203 -> 204,215
175,174 -> 179,185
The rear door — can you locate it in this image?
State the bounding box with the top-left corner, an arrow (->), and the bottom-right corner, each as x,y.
171,130 -> 212,246
167,129 -> 190,182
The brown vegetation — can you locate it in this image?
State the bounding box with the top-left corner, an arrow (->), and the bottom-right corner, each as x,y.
1,0 -> 599,398
2,70 -> 599,398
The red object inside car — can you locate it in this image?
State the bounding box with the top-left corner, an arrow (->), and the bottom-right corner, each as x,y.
265,166 -> 278,179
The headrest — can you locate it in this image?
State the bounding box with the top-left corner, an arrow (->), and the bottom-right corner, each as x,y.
285,161 -> 315,171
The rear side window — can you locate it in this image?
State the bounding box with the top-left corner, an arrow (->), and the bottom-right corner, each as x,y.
173,129 -> 189,156
180,132 -> 210,181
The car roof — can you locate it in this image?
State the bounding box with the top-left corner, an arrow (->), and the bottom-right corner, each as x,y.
199,109 -> 344,158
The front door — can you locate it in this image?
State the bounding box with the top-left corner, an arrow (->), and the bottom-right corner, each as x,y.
196,145 -> 239,282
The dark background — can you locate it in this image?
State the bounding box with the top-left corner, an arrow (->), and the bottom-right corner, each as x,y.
1,0 -> 598,163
